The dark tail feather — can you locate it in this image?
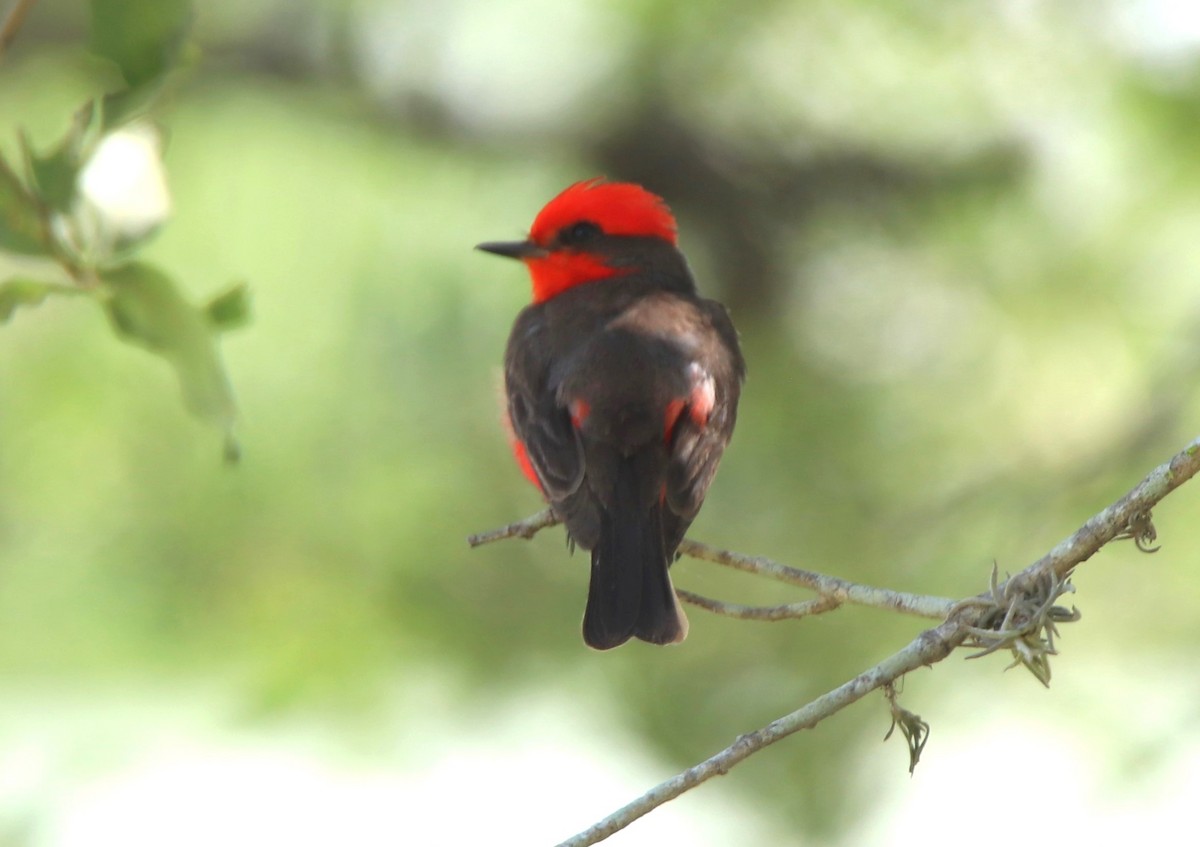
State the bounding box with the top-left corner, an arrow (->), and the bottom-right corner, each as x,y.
632,504 -> 689,646
582,465 -> 689,650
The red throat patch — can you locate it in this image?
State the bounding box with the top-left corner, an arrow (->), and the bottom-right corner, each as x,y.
525,251 -> 618,304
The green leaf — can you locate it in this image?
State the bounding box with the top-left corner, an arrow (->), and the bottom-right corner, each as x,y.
102,261 -> 239,454
101,78 -> 170,131
204,282 -> 252,332
20,102 -> 100,213
88,0 -> 194,89
0,153 -> 47,256
0,278 -> 82,324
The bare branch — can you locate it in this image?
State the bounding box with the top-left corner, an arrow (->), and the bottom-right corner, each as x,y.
556,616 -> 964,847
675,589 -> 840,620
466,507 -> 558,547
467,514 -> 953,620
555,433 -> 1200,846
1018,437 -> 1199,585
678,539 -> 955,620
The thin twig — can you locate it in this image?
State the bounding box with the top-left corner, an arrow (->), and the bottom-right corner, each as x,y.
675,589 -> 840,621
468,510 -> 954,620
554,433 -> 1200,846
1012,436 -> 1197,589
557,617 -> 964,847
466,507 -> 557,547
0,0 -> 37,58
678,539 -> 955,620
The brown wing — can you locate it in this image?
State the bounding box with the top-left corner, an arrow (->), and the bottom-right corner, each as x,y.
664,298 -> 744,548
504,305 -> 602,549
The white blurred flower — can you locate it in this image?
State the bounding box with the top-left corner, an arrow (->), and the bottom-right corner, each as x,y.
74,124 -> 172,253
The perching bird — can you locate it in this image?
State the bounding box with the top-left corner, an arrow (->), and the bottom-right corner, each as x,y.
477,179 -> 744,649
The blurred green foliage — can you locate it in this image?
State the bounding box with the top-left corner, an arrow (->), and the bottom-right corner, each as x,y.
2,0 -> 1200,842
1,0 -> 240,457
88,0 -> 191,87
0,150 -> 44,253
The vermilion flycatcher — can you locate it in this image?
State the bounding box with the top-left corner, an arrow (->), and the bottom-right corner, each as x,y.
478,179 -> 744,649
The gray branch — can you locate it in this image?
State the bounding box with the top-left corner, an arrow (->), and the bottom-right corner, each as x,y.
558,618 -> 962,847
677,538 -> 956,619
466,434 -> 1200,846
468,511 -> 955,620
554,433 -> 1200,846
675,589 -> 841,620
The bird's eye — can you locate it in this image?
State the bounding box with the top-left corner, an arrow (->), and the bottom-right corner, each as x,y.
560,221 -> 602,245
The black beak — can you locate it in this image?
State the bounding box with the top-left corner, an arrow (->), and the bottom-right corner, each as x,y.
475,239 -> 547,260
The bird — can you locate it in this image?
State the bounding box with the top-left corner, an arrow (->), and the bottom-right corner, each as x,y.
477,178 -> 745,649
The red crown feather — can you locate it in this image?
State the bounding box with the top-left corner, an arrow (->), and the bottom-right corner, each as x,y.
529,178 -> 678,246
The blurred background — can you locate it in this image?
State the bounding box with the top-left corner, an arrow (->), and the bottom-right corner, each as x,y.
2,0 -> 1200,844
